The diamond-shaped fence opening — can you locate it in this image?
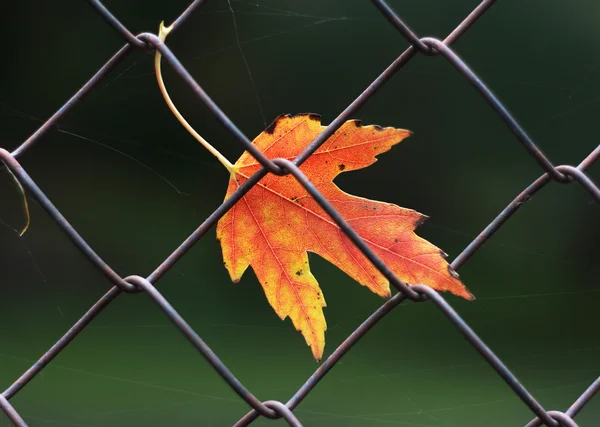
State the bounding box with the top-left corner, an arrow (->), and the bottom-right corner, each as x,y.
1,1 -> 598,426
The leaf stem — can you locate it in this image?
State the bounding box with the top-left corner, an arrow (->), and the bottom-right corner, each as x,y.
154,22 -> 235,173
2,163 -> 30,236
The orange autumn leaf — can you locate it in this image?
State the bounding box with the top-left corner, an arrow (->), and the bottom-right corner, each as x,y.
216,113 -> 473,361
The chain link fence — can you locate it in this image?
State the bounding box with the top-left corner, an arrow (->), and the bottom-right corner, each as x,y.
1,0 -> 599,425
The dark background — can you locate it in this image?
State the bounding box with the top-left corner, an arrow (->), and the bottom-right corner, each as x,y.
0,1 -> 598,426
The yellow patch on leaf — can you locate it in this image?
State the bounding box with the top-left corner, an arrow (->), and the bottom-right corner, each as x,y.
217,114 -> 473,361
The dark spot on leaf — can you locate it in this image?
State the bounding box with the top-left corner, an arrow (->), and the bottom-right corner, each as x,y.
415,215 -> 428,227
372,206 -> 377,211
338,164 -> 346,171
353,120 -> 362,127
216,238 -> 221,244
264,124 -> 277,134
265,114 -> 288,134
394,238 -> 398,243
289,112 -> 321,122
296,269 -> 303,276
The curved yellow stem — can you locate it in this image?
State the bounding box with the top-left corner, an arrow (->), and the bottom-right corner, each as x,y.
3,165 -> 29,236
155,21 -> 234,173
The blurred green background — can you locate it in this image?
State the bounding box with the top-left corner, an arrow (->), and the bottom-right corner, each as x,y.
0,0 -> 598,425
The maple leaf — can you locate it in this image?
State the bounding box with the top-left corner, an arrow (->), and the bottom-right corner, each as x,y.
216,113 -> 473,361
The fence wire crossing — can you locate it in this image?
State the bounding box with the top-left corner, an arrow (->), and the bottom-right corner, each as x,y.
1,0 -> 599,425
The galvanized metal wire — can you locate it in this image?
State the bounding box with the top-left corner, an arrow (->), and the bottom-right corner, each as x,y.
1,0 -> 599,425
